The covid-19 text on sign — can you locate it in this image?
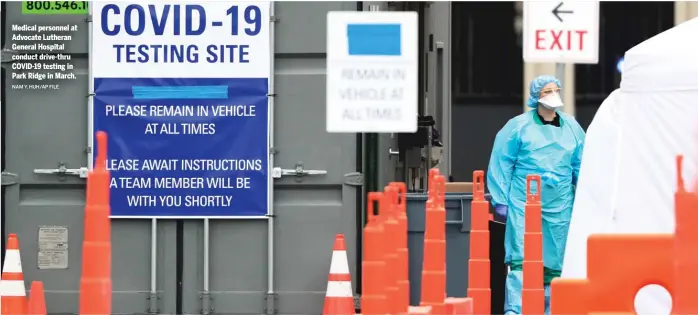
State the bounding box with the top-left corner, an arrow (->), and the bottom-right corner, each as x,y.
92,2 -> 271,218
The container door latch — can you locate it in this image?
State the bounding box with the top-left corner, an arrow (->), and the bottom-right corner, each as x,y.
1,171 -> 19,186
272,162 -> 327,182
34,162 -> 88,181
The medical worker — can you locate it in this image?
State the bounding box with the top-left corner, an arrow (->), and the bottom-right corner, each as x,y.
487,75 -> 585,315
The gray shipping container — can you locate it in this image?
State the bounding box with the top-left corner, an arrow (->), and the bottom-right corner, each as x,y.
0,2 -> 455,315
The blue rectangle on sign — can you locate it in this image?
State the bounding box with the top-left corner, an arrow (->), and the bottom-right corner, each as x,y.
132,85 -> 229,100
347,24 -> 401,56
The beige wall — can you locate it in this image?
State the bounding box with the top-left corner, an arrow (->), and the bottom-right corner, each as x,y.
676,1 -> 698,24
523,1 -> 698,114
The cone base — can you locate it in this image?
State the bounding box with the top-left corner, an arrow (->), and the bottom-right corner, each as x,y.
322,298 -> 355,315
2,298 -> 27,315
79,279 -> 112,315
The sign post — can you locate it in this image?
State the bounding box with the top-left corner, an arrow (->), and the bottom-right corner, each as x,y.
326,11 -> 419,133
92,2 -> 272,218
523,1 -> 600,113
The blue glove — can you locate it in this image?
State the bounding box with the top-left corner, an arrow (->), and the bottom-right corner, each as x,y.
495,204 -> 508,217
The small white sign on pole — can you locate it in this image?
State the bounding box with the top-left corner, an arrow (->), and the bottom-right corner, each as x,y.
326,11 -> 418,133
523,1 -> 600,64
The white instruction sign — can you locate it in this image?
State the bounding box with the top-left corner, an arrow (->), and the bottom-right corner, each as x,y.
326,11 -> 418,133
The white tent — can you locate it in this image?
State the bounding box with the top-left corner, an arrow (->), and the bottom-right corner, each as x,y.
561,17 -> 698,314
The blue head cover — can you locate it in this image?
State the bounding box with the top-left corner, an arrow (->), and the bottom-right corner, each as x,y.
526,75 -> 562,108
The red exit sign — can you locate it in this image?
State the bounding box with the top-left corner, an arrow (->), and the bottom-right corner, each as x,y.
523,1 -> 599,64
535,29 -> 589,51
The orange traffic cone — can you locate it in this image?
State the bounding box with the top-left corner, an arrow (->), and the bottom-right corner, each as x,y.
445,297 -> 474,314
381,186 -> 401,315
27,281 -> 46,315
522,175 -> 545,315
389,182 -> 410,313
79,131 -> 112,315
1,233 -> 27,315
362,192 -> 387,315
407,305 -> 432,315
468,171 -> 490,315
420,172 -> 446,315
323,234 -> 354,315
674,155 -> 698,314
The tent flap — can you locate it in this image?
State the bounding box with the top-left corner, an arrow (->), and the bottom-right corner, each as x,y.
621,18 -> 698,92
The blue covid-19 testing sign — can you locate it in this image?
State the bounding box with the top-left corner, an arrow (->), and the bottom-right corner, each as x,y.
92,2 -> 271,218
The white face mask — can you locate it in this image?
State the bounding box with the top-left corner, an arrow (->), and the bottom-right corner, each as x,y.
538,93 -> 564,109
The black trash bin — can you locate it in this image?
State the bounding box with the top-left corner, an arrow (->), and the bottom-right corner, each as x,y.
405,192 -> 506,314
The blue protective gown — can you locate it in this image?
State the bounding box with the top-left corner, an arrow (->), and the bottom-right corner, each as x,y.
487,110 -> 585,315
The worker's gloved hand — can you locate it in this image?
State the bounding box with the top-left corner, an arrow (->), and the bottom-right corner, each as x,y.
495,204 -> 508,217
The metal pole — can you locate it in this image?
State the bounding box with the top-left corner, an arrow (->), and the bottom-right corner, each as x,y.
201,218 -> 211,315
266,3 -> 278,312
203,218 -> 209,291
149,218 -> 158,314
425,128 -> 432,191
555,63 -> 566,111
422,98 -> 430,191
555,63 -> 565,88
150,219 -> 158,291
87,3 -> 94,169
